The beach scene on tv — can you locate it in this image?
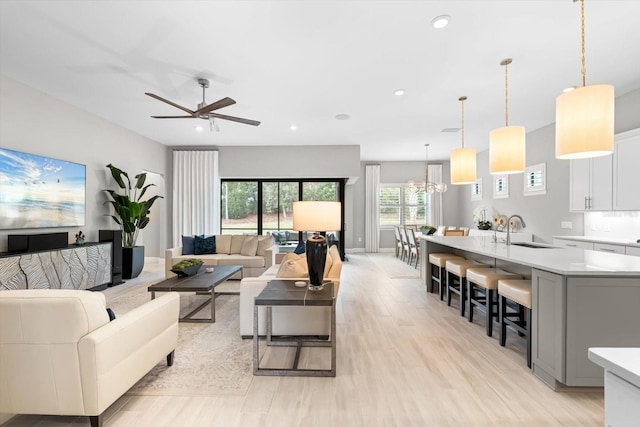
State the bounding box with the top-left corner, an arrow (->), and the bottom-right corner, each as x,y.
0,148 -> 86,229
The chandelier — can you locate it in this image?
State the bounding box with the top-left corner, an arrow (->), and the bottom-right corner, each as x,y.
408,144 -> 447,193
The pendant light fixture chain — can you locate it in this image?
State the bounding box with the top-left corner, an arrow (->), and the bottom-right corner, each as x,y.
580,0 -> 586,87
459,96 -> 467,148
501,58 -> 512,126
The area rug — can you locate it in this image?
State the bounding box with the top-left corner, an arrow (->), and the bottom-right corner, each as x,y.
107,282 -> 253,396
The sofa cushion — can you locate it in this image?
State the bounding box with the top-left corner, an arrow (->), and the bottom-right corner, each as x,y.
241,236 -> 258,256
276,253 -> 308,278
194,235 -> 216,255
256,235 -> 274,256
216,235 -> 232,254
230,235 -> 245,254
324,251 -> 333,279
216,254 -> 265,268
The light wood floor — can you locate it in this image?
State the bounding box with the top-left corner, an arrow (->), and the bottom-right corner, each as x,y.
1,253 -> 604,426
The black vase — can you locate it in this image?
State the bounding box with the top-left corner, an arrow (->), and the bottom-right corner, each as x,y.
122,246 -> 144,279
306,233 -> 327,289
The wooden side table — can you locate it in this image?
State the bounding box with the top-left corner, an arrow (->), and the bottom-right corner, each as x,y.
253,280 -> 336,377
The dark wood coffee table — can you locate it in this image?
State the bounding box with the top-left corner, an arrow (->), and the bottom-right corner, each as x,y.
148,265 -> 242,323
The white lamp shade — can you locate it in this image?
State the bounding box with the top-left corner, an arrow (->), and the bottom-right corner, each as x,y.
555,84 -> 615,159
489,125 -> 526,174
450,147 -> 477,185
292,201 -> 341,232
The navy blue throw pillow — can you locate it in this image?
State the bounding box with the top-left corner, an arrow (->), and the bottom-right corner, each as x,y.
294,240 -> 306,254
182,234 -> 204,255
194,235 -> 216,255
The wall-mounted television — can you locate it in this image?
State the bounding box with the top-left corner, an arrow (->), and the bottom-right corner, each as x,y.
0,148 -> 86,229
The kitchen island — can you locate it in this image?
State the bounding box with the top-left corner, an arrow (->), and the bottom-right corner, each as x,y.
419,235 -> 640,389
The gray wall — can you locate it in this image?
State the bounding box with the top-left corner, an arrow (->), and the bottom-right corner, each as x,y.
0,75 -> 170,256
457,88 -> 640,243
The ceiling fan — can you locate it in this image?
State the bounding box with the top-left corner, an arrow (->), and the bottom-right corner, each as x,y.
145,78 -> 261,129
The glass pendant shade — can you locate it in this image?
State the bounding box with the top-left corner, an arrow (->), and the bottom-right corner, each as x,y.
450,147 -> 476,185
555,84 -> 614,159
490,126 -> 526,174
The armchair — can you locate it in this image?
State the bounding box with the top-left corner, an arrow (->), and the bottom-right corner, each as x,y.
0,289 -> 179,427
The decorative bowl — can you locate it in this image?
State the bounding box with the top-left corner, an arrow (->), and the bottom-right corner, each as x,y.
171,262 -> 203,278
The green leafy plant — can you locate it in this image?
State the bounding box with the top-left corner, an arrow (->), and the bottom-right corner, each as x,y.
104,164 -> 163,247
171,258 -> 203,270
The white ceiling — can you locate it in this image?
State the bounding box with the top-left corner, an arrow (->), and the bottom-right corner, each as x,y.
1,0 -> 639,161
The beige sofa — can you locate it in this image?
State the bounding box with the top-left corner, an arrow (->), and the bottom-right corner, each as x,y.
0,289 -> 179,427
165,234 -> 277,279
239,245 -> 343,338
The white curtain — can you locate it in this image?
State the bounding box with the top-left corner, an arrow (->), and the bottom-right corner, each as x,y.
428,164 -> 444,226
365,164 -> 380,252
172,150 -> 220,246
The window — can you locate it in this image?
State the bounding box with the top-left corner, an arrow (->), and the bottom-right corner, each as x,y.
471,178 -> 483,201
524,163 -> 547,196
379,184 -> 429,227
220,181 -> 258,235
493,175 -> 509,199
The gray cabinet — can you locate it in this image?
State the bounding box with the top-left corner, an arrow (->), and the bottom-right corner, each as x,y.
531,269 -> 566,386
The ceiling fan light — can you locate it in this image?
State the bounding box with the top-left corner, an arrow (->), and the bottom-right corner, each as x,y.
555,84 -> 614,159
450,147 -> 476,185
490,126 -> 526,174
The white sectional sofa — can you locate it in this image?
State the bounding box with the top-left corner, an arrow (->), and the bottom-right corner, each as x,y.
239,244 -> 343,338
165,234 -> 277,279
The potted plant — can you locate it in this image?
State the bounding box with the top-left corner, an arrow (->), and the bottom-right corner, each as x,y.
104,164 -> 163,279
420,225 -> 437,235
473,207 -> 492,230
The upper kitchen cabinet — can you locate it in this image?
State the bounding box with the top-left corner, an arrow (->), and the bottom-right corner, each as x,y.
613,128 -> 640,210
569,155 -> 612,212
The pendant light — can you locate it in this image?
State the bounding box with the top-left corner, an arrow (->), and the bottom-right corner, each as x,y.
490,58 -> 526,174
555,0 -> 614,159
424,144 -> 447,193
450,96 -> 476,185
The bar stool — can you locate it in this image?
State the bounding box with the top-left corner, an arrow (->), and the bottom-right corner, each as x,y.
445,259 -> 488,316
428,253 -> 464,299
466,268 -> 521,337
498,279 -> 532,368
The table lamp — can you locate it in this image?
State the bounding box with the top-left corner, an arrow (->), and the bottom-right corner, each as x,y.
292,201 -> 341,290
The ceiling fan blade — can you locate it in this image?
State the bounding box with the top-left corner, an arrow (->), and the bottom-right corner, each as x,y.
145,92 -> 194,115
150,115 -> 196,119
209,112 -> 261,126
193,97 -> 236,116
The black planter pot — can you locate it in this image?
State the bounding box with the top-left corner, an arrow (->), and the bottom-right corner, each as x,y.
122,246 -> 144,279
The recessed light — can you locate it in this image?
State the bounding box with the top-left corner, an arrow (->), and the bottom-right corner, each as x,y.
394,89 -> 405,96
563,86 -> 577,93
431,15 -> 451,29
194,125 -> 203,132
290,124 -> 297,131
335,114 -> 350,120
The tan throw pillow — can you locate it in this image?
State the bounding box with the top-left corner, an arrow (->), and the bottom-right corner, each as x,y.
276,253 -> 308,278
215,235 -> 232,254
256,235 -> 274,256
323,251 -> 333,280
230,235 -> 245,254
240,235 -> 259,256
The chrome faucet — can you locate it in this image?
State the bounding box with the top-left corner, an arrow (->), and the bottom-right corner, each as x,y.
506,214 -> 526,246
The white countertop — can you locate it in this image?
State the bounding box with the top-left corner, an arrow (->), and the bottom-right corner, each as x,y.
421,235 -> 640,276
554,235 -> 640,248
588,348 -> 640,388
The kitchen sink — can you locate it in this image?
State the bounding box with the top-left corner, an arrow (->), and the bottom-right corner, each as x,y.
510,242 -> 556,249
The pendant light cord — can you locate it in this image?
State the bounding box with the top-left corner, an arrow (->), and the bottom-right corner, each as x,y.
459,97 -> 466,148
504,61 -> 509,126
580,0 -> 586,87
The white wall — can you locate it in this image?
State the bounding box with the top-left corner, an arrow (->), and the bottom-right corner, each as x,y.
0,75 -> 170,256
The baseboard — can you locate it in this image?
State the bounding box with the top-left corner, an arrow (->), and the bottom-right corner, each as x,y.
346,248 -> 395,254
145,257 -> 163,264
